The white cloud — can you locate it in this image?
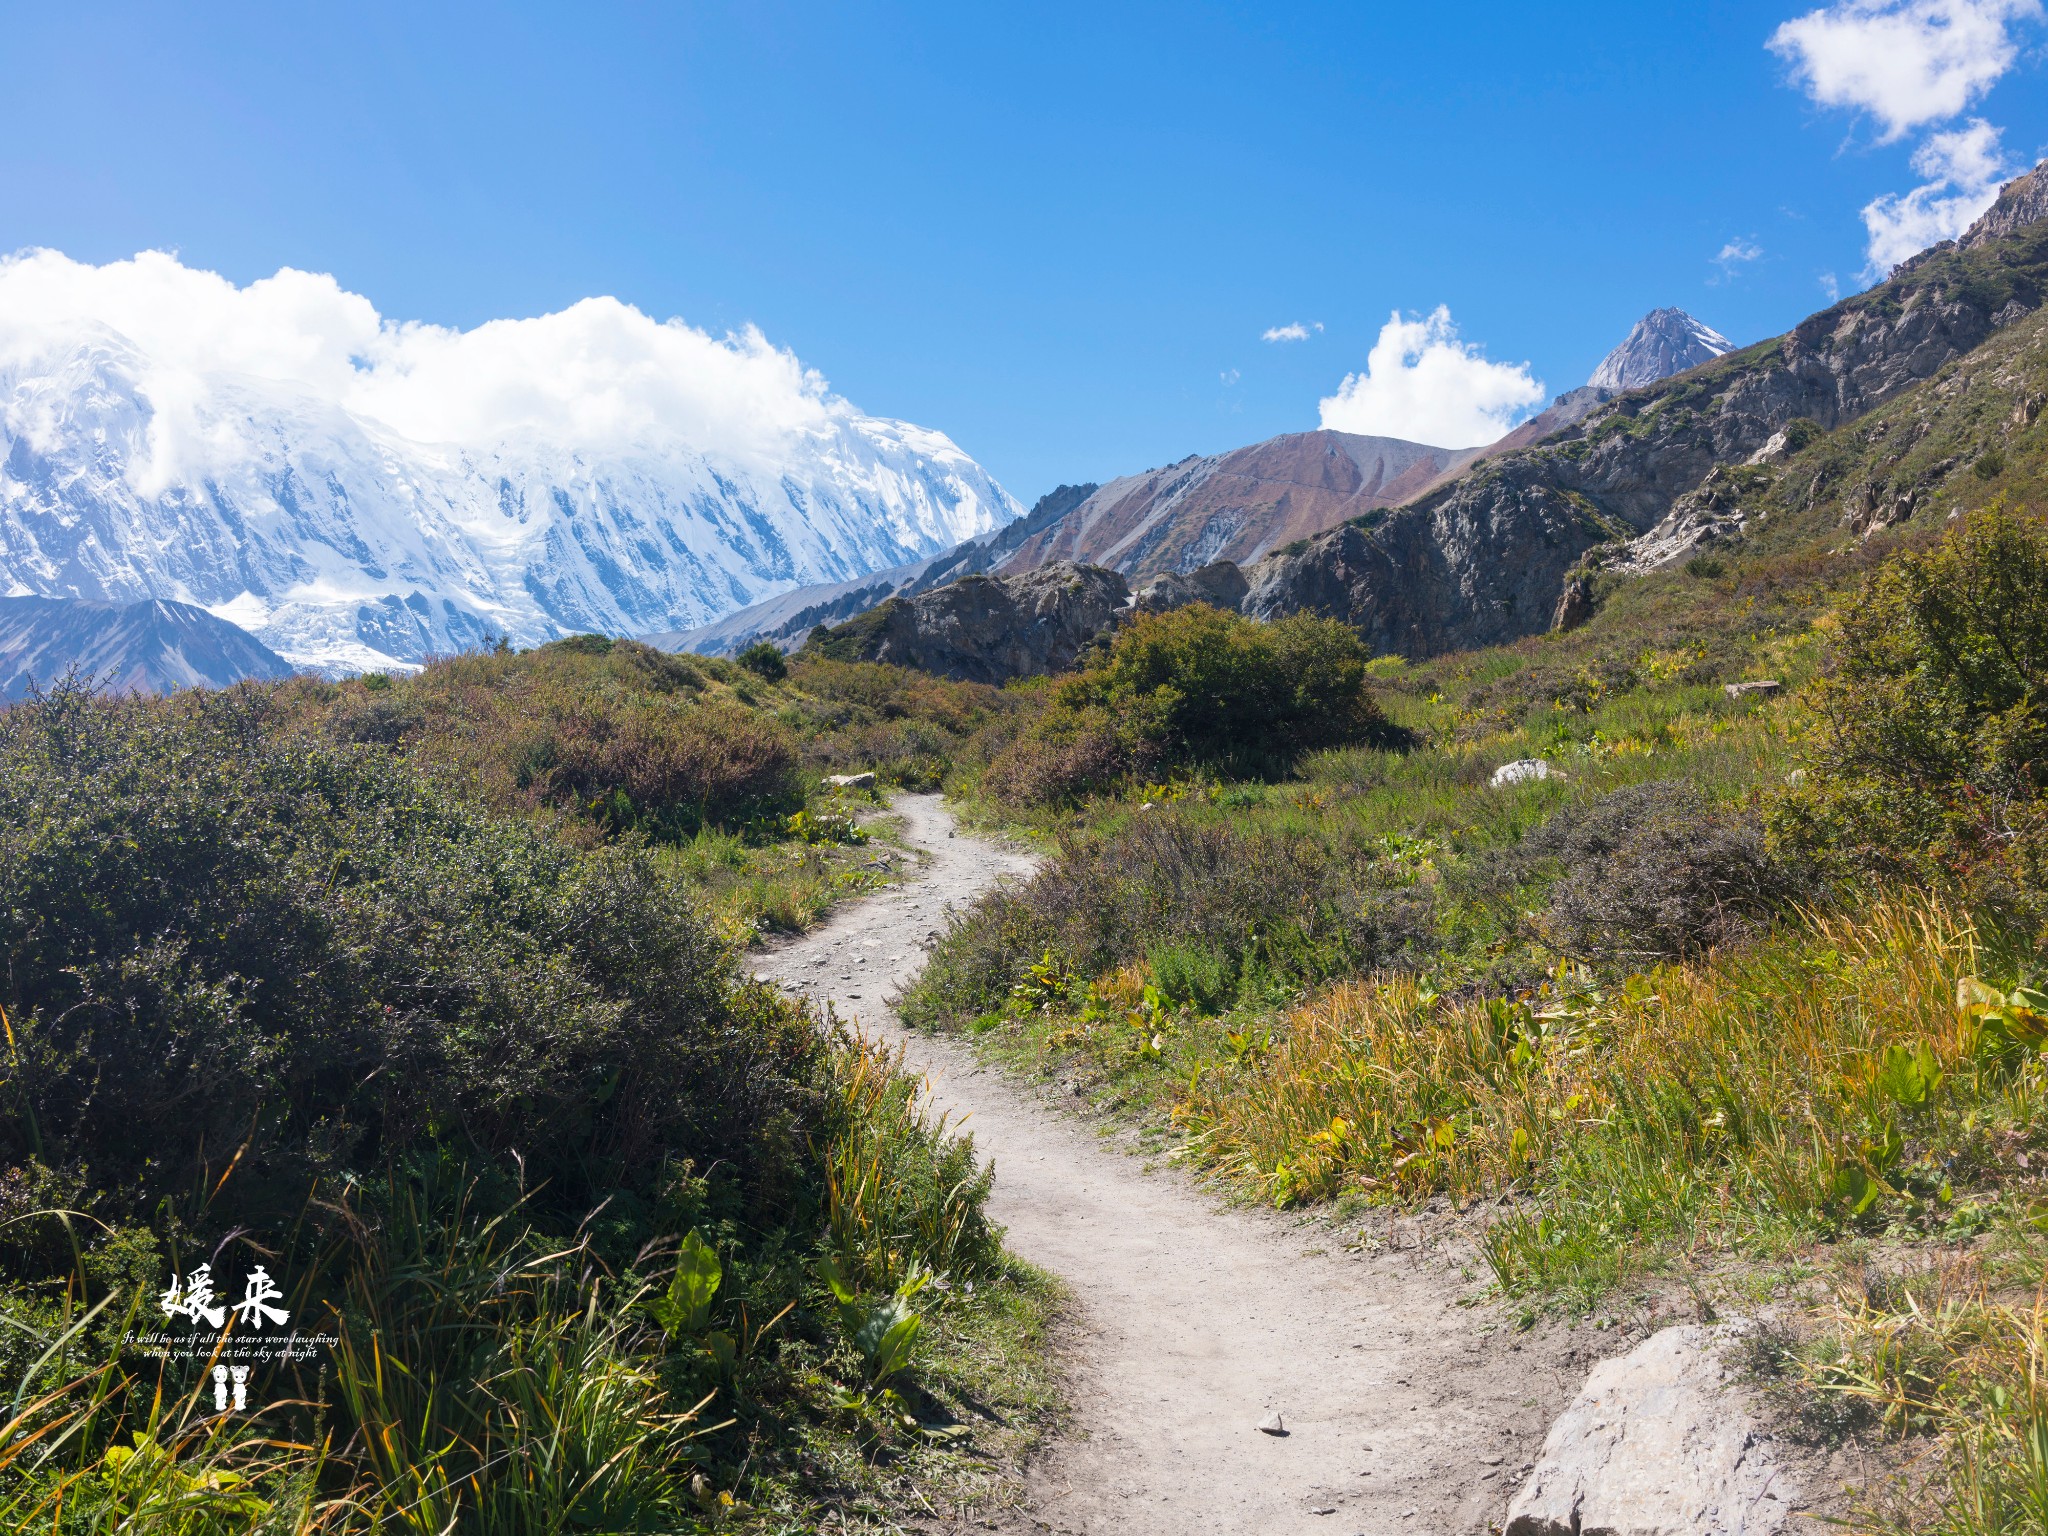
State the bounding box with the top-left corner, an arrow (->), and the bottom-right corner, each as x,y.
1820,269 -> 1843,301
1220,368 -> 1241,385
1261,321 -> 1322,343
1859,116 -> 2012,269
1712,237 -> 1766,282
1317,307 -> 1544,448
0,248 -> 847,489
1769,0 -> 2039,142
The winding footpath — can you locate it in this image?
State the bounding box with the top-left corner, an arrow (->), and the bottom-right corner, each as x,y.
751,795 -> 1587,1535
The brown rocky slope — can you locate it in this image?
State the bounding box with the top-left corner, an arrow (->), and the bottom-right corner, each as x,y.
1240,160 -> 2048,656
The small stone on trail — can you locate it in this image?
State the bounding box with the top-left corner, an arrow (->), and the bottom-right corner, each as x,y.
1256,1412 -> 1287,1436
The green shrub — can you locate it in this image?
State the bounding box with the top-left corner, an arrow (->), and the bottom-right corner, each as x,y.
1147,940 -> 1236,1014
297,637 -> 803,841
1773,500 -> 2048,924
903,806 -> 1432,1023
737,639 -> 790,681
1519,781 -> 1806,962
0,683 -> 819,1231
985,606 -> 1409,805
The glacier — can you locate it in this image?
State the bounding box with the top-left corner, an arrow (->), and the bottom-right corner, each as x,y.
0,255 -> 1018,674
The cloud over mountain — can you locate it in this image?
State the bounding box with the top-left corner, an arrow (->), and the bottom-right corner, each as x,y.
1860,117 -> 2015,271
0,251 -> 1017,672
1317,307 -> 1544,449
1768,0 -> 2037,274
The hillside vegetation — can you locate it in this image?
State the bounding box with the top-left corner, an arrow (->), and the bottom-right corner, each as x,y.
0,650 -> 1049,1533
898,298 -> 2048,1525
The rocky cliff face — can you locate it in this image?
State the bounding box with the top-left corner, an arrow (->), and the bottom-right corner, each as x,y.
1130,560 -> 1249,614
1243,164 -> 2048,655
1241,464 -> 1629,653
802,560 -> 1131,684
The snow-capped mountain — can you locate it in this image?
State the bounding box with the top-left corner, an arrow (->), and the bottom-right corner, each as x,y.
1587,308 -> 1733,391
0,255 -> 1018,673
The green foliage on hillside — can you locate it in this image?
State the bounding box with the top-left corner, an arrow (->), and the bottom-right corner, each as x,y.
0,659 -> 1047,1531
1776,500 -> 2048,921
292,635 -> 805,844
985,606 -> 1408,805
0,685 -> 810,1226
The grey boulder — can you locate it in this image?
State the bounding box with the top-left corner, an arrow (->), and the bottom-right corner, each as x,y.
1503,1325 -> 1798,1536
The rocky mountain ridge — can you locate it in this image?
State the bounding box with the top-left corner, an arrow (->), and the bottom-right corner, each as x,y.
1238,161 -> 2048,656
0,595 -> 294,700
668,308 -> 1734,663
983,430 -> 1476,578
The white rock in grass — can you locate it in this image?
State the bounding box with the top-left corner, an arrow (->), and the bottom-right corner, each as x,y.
1489,759 -> 1552,788
1504,1325 -> 1797,1536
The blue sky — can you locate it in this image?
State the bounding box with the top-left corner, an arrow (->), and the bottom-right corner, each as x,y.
5,1 -> 2043,504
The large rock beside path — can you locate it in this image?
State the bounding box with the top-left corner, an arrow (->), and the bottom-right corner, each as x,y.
1504,1325 -> 1799,1536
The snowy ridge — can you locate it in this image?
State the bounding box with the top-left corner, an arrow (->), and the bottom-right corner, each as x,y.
0,306 -> 1017,674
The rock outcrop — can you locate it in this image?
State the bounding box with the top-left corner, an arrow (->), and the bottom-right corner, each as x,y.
1243,169 -> 2048,656
1129,559 -> 1249,614
801,561 -> 1129,684
1241,461 -> 1631,655
1504,1325 -> 1799,1536
1961,157 -> 2048,251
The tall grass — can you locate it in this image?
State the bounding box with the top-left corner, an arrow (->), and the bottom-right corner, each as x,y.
0,1030 -> 1021,1533
1178,897 -> 2037,1293
821,1036 -> 1002,1293
1803,1261 -> 2048,1533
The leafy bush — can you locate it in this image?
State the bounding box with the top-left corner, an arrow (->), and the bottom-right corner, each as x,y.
737,638 -> 790,681
903,806 -> 1432,1023
785,657 -> 1026,790
984,606 -> 1409,805
0,687 -> 1015,1525
1773,501 -> 2048,923
0,683 -> 818,1230
1520,781 -> 1806,962
295,637 -> 805,842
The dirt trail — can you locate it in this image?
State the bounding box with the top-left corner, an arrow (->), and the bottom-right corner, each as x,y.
753,795 -> 1589,1535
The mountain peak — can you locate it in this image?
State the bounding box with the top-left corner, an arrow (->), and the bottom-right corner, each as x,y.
1588,308 -> 1733,392
1961,159 -> 2048,251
